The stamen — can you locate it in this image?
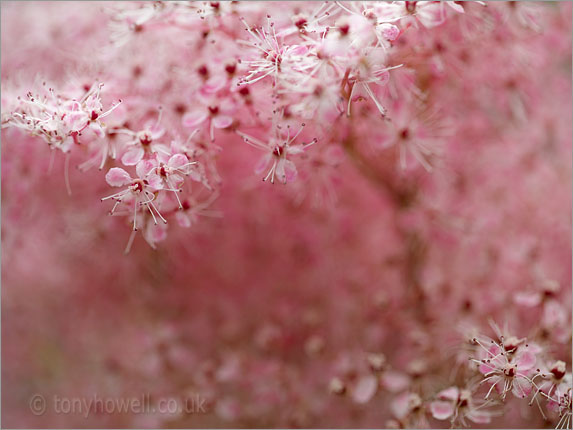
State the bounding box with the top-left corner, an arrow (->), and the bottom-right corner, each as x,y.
64,152 -> 72,196
124,229 -> 137,254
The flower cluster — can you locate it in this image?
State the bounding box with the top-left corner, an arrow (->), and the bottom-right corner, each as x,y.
2,83 -> 121,154
1,1 -> 475,250
467,327 -> 572,429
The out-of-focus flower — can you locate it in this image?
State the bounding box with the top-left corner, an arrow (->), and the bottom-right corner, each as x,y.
429,386 -> 493,426
237,123 -> 316,184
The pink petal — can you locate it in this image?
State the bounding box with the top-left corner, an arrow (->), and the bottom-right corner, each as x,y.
512,377 -> 532,399
286,145 -> 304,155
547,398 -> 560,412
275,158 -> 299,183
283,159 -> 298,182
479,361 -> 497,375
89,122 -> 105,138
446,1 -> 465,13
437,386 -> 459,401
168,153 -> 189,169
149,124 -> 165,140
379,23 -> 400,41
212,115 -> 233,129
121,147 -> 145,166
151,143 -> 171,156
219,98 -> 236,114
147,174 -> 163,191
390,393 -> 410,420
543,300 -> 567,326
201,75 -> 227,94
514,292 -> 542,307
143,221 -> 167,248
290,45 -> 308,56
175,211 -> 192,228
136,159 -> 155,179
84,95 -> 103,112
417,3 -> 445,28
429,400 -> 454,420
486,343 -> 501,355
66,100 -> 82,112
467,410 -> 491,424
373,70 -> 390,87
188,167 -> 203,183
516,350 -> 536,371
494,377 -> 504,394
275,158 -> 287,183
478,344 -> 504,374
155,151 -> 170,165
105,168 -> 132,187
526,343 -> 543,354
169,173 -> 184,188
150,224 -> 167,242
380,371 -> 410,393
351,375 -> 378,404
255,153 -> 272,175
182,110 -> 208,128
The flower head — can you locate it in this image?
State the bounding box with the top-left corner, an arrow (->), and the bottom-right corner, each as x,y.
471,335 -> 538,400
237,122 -> 316,184
430,386 -> 493,427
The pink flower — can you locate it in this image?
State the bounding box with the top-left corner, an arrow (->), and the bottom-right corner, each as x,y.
182,97 -> 234,142
238,18 -> 310,87
429,386 -> 492,426
514,279 -> 560,307
142,218 -> 168,249
530,362 -> 570,406
377,98 -> 447,171
390,392 -> 428,427
472,336 -> 537,400
174,191 -> 220,229
102,162 -> 165,242
546,382 -> 572,429
151,152 -> 198,208
345,48 -> 401,117
117,111 -> 167,165
401,1 -> 458,28
237,124 -> 316,184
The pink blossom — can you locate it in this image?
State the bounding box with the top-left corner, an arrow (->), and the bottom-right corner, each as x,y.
117,114 -> 167,166
237,123 -> 316,184
429,386 -> 493,426
102,162 -> 166,250
472,335 -> 538,400
182,97 -> 235,142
